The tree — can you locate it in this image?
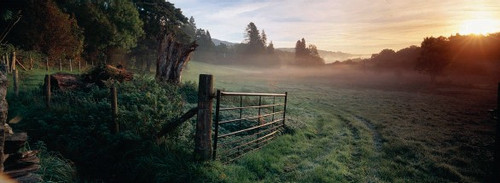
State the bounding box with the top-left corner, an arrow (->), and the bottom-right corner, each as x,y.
134,0 -> 197,83
244,22 -> 265,54
267,41 -> 275,54
294,38 -> 324,66
416,36 -> 451,82
181,16 -> 196,42
261,30 -> 267,47
6,0 -> 84,61
295,38 -> 307,58
57,0 -> 144,64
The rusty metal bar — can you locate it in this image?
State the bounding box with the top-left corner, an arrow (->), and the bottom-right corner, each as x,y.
225,134 -> 278,162
272,96 -> 276,122
239,96 -> 243,119
283,92 -> 288,126
218,124 -> 284,148
221,91 -> 286,97
220,103 -> 284,111
221,130 -> 280,155
218,118 -> 283,138
212,90 -> 221,160
219,111 -> 283,124
258,96 -> 262,122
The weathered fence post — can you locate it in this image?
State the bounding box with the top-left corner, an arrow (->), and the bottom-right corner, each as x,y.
0,64 -> 8,172
4,53 -> 8,73
69,59 -> 73,72
78,59 -> 81,72
110,86 -> 119,133
13,69 -> 18,96
11,51 -> 16,72
194,74 -> 214,161
46,58 -> 49,72
58,59 -> 62,71
44,75 -> 51,109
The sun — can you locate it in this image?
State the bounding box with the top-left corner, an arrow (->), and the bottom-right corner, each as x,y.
459,19 -> 500,35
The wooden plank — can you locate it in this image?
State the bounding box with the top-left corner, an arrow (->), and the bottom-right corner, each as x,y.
4,164 -> 40,178
157,107 -> 198,138
194,74 -> 214,161
15,59 -> 26,71
221,91 -> 286,97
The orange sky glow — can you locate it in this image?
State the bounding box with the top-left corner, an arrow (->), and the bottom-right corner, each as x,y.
169,0 -> 500,54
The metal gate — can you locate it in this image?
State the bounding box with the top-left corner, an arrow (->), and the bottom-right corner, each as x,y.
213,90 -> 288,162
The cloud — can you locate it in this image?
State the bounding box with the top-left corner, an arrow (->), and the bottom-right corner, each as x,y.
170,0 -> 500,54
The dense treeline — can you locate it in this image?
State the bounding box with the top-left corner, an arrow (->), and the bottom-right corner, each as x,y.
1,0 -> 192,71
332,33 -> 500,81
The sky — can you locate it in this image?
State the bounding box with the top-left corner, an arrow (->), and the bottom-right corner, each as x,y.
168,0 -> 500,54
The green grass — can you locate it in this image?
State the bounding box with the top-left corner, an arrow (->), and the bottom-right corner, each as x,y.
183,60 -> 496,182
5,60 -> 496,182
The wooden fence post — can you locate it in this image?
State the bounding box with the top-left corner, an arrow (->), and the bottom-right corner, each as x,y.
58,59 -> 62,71
11,51 -> 16,72
194,74 -> 214,161
44,75 -> 51,109
46,58 -> 49,72
69,59 -> 72,72
110,86 -> 119,133
5,53 -> 9,73
78,59 -> 81,72
13,69 -> 18,96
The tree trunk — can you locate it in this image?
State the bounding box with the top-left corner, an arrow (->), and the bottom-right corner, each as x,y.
155,34 -> 197,84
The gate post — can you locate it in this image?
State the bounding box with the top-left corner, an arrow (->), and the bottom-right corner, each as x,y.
194,74 -> 214,161
495,82 -> 499,182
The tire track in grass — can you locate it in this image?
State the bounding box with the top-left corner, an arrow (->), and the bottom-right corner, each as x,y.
335,111 -> 382,182
351,114 -> 383,152
335,114 -> 363,168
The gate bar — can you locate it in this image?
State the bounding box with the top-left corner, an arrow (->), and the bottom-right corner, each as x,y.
221,91 -> 286,97
212,90 -> 221,160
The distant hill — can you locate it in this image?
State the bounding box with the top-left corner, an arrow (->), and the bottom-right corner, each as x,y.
212,38 -> 237,46
211,38 -> 369,63
276,48 -> 369,63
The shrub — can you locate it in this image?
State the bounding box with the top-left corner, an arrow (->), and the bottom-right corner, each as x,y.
10,77 -> 197,181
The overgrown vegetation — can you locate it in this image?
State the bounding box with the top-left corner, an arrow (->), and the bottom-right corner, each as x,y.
8,71 -> 213,181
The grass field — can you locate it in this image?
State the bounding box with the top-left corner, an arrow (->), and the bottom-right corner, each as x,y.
5,61 -> 497,182
183,61 -> 497,182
